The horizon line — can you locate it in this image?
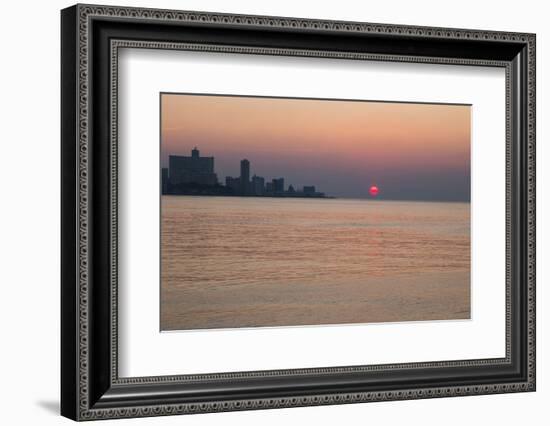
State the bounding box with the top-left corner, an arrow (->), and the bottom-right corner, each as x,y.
162,194 -> 470,204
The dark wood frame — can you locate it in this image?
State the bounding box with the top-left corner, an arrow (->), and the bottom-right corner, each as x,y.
61,3 -> 536,421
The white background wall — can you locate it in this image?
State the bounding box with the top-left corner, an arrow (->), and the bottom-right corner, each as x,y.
0,0 -> 547,424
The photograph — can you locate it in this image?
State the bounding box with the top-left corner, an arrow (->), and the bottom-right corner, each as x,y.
160,93 -> 472,331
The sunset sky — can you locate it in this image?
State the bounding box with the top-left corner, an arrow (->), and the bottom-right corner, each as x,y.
161,93 -> 471,201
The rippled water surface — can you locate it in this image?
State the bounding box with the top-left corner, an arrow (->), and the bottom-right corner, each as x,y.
161,196 -> 470,330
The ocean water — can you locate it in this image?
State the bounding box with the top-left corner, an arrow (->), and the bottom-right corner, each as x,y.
160,196 -> 470,330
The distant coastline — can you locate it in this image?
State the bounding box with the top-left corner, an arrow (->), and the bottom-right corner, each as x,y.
163,187 -> 334,199
163,182 -> 333,198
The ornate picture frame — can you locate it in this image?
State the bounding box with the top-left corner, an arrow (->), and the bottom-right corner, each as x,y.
61,4 -> 535,421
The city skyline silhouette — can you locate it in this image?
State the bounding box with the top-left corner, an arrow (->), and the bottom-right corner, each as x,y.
162,147 -> 329,198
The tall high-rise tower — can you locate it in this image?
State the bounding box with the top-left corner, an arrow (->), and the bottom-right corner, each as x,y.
240,159 -> 250,195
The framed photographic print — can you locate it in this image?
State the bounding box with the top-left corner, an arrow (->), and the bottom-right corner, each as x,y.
61,4 -> 536,421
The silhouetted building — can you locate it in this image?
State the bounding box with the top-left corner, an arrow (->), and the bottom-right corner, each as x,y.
287,184 -> 295,194
272,178 -> 285,193
169,147 -> 218,186
161,168 -> 169,194
240,159 -> 250,195
251,175 -> 265,195
303,186 -> 316,195
265,181 -> 273,193
225,176 -> 240,194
